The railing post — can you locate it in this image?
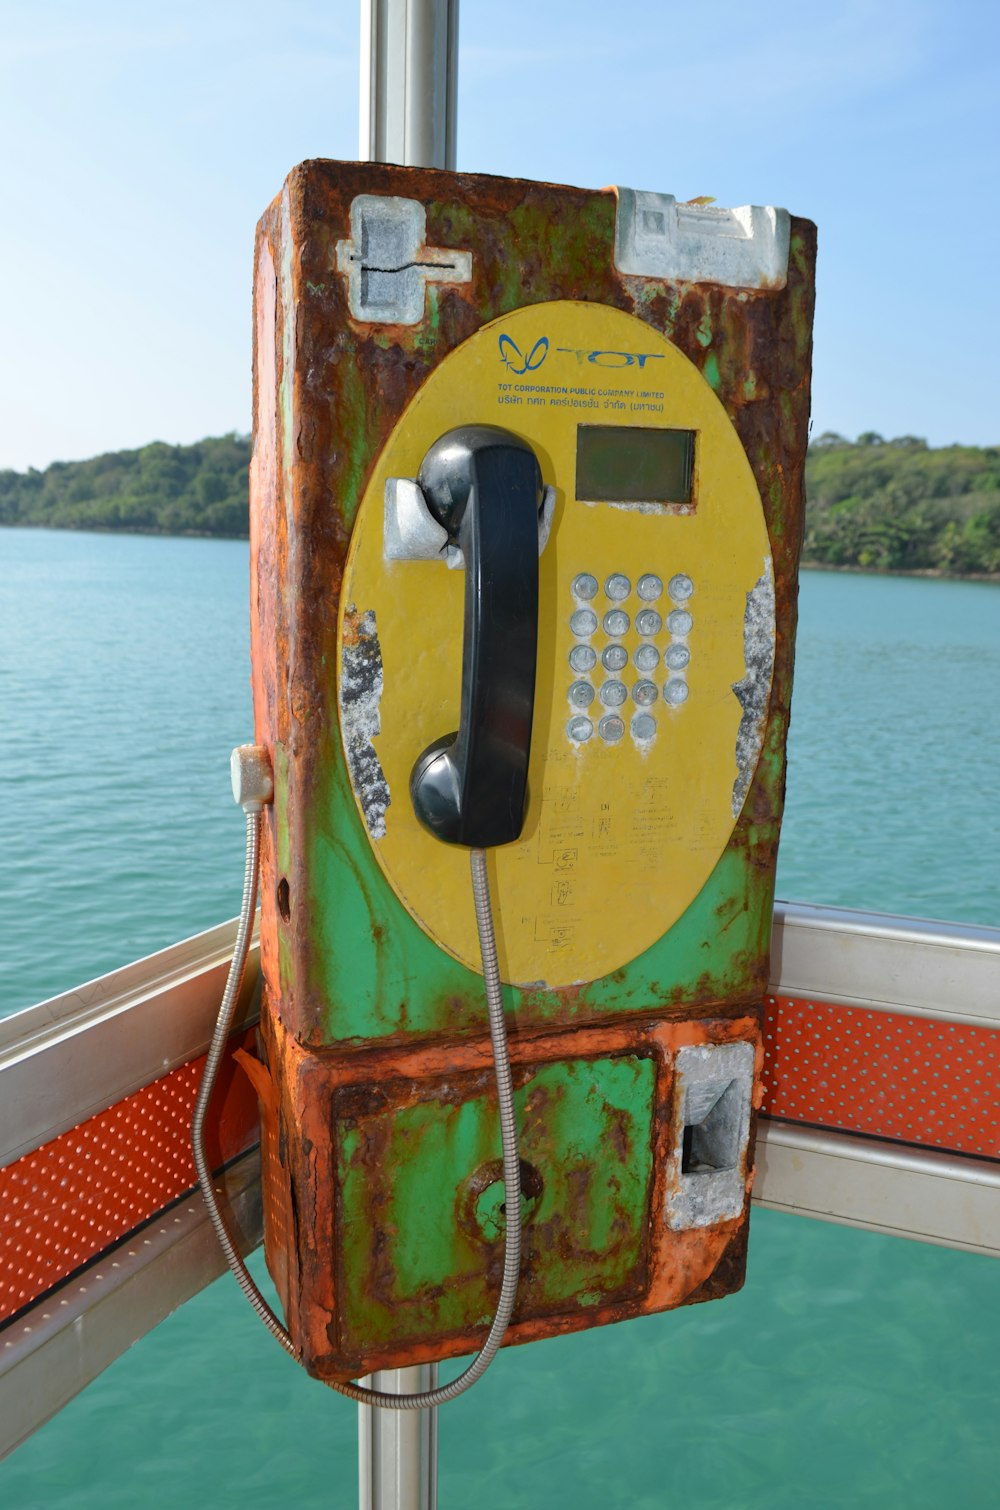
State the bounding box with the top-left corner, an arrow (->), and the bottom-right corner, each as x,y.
358,1367 -> 439,1510
360,0 -> 459,169
355,11 -> 455,1498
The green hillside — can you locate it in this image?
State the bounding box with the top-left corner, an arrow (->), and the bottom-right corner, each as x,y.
0,434 -> 250,537
804,432 -> 1000,575
2,429 -> 999,575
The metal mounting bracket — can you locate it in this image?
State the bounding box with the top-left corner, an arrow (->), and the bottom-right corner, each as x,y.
336,194 -> 471,324
615,188 -> 790,289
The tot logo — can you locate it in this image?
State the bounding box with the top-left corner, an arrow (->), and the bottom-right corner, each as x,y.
557,347 -> 664,369
498,335 -> 549,375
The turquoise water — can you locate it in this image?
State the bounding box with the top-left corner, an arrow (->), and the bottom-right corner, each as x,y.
3,528 -> 252,1015
1,529 -> 998,1505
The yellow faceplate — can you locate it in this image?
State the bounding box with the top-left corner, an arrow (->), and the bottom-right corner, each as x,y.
338,301 -> 773,988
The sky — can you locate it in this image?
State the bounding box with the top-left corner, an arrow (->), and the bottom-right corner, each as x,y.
1,0 -> 997,473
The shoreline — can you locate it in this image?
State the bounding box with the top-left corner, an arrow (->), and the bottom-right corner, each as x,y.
4,524 -> 998,584
799,558 -> 1000,585
0,521 -> 249,542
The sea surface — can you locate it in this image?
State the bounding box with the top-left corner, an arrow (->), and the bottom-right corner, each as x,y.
1,528 -> 998,1507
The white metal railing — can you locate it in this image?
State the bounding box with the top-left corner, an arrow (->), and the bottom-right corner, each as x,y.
1,900 -> 998,1459
0,918 -> 259,1166
0,1149 -> 262,1460
769,899 -> 1000,1029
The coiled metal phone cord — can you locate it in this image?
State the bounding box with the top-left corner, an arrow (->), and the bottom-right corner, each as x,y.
193,816 -> 522,1409
191,811 -> 297,1360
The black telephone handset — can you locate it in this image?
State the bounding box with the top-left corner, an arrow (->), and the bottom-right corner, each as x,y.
410,425 -> 543,849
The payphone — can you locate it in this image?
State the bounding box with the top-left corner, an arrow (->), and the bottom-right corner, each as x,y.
208,159 -> 815,1404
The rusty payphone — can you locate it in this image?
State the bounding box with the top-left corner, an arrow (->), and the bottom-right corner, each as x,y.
222,160 -> 814,1400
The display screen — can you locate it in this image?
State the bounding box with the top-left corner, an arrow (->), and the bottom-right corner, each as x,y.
576,425 -> 695,505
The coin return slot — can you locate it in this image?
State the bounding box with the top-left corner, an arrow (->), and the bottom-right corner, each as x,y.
681,1078 -> 742,1174
666,1040 -> 753,1230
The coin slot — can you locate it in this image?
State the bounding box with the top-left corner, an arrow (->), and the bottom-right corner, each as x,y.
681,1078 -> 743,1174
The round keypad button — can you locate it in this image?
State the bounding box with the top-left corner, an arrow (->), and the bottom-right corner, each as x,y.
632,680 -> 658,706
634,643 -> 660,672
636,574 -> 663,601
570,608 -> 598,637
569,680 -> 595,707
668,573 -> 694,602
603,609 -> 630,637
572,573 -> 598,600
569,644 -> 597,673
664,642 -> 690,670
602,644 -> 629,672
632,713 -> 657,740
664,678 -> 689,706
605,573 -> 631,601
600,681 -> 628,707
666,609 -> 693,636
598,715 -> 625,743
567,716 -> 594,742
635,609 -> 662,637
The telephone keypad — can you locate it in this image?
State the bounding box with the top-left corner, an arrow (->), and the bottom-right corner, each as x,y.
567,715 -> 594,743
603,609 -> 630,636
566,569 -> 694,745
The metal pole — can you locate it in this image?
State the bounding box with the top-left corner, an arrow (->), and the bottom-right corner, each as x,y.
359,0 -> 459,168
358,1367 -> 440,1510
356,10 -> 455,1499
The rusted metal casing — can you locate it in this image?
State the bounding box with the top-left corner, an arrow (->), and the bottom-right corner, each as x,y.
249,159 -> 815,1383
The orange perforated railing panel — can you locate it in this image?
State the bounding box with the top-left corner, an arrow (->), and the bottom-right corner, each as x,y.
0,1034 -> 258,1324
762,995 -> 1000,1159
6,1000 -> 998,1326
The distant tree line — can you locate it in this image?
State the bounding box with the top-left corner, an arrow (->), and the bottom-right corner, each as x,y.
0,434 -> 251,537
2,428 -> 999,576
804,431 -> 1000,575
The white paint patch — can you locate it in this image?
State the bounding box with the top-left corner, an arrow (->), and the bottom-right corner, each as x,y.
731,559 -> 776,818
580,498 -> 696,516
340,606 -> 390,839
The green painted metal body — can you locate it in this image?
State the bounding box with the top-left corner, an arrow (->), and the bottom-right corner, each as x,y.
335,1054 -> 656,1354
309,759 -> 778,1042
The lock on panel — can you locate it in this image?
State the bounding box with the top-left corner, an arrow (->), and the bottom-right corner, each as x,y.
338,300 -> 775,990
